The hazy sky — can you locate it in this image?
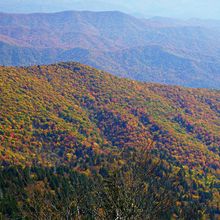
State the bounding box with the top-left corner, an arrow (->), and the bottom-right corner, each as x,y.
0,0 -> 220,19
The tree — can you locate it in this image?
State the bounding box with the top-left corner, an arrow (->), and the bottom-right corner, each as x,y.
92,142 -> 178,220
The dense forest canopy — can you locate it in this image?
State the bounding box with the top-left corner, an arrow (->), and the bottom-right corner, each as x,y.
0,62 -> 219,218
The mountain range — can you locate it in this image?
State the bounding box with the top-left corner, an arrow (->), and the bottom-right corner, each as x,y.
0,11 -> 220,88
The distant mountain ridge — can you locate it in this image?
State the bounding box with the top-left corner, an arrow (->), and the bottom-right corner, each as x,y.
0,10 -> 220,88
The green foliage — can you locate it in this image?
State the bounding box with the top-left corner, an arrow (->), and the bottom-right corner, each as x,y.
0,152 -> 212,219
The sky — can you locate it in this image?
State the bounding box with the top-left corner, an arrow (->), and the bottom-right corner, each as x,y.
0,0 -> 220,20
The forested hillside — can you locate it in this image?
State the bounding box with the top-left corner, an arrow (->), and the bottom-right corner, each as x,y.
0,62 -> 219,218
0,62 -> 219,168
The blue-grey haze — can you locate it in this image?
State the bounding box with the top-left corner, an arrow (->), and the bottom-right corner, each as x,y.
0,0 -> 220,20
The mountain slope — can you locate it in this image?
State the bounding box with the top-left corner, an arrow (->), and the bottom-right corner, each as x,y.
0,11 -> 220,88
89,46 -> 220,88
0,11 -> 146,50
1,41 -> 220,88
0,62 -> 219,174
0,62 -> 219,215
